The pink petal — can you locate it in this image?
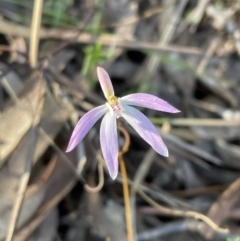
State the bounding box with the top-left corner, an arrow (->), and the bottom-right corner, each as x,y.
121,93 -> 180,113
100,112 -> 118,179
66,105 -> 107,152
97,67 -> 114,99
122,106 -> 168,156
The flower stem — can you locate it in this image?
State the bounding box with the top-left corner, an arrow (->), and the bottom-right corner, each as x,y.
118,125 -> 134,241
119,156 -> 134,241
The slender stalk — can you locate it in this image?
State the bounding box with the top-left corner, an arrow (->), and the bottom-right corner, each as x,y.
119,156 -> 134,241
118,126 -> 134,241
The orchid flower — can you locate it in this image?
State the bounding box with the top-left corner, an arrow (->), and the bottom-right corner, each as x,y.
66,67 -> 180,179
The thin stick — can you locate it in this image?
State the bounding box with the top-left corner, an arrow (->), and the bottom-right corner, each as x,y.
150,118 -> 240,127
84,162 -> 104,193
130,149 -> 156,240
0,19 -> 203,56
6,174 -> 31,241
100,6 -> 162,28
189,0 -> 210,32
118,126 -> 134,241
29,0 -> 44,67
137,188 -> 229,235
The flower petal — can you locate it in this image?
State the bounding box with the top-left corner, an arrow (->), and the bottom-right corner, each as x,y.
122,106 -> 168,156
121,93 -> 180,113
97,66 -> 114,99
100,112 -> 118,179
66,105 -> 108,152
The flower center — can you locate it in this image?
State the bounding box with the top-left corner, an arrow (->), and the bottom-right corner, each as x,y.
107,95 -> 122,118
108,95 -> 118,105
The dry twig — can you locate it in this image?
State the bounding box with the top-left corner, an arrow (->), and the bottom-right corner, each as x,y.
29,0 -> 44,67
130,149 -> 156,240
136,188 -> 229,235
189,0 -> 211,32
84,161 -> 104,193
0,19 -> 203,55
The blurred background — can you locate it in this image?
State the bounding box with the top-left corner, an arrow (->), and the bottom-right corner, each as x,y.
0,0 -> 240,240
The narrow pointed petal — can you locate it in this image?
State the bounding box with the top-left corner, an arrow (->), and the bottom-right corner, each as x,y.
66,105 -> 108,152
97,66 -> 114,99
100,112 -> 118,179
121,93 -> 180,113
122,106 -> 168,156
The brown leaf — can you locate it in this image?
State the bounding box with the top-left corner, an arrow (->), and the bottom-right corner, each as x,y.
0,81 -> 45,165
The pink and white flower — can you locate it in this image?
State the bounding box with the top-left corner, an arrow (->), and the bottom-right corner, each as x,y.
66,67 -> 180,179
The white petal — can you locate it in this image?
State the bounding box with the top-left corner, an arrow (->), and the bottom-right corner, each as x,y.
100,112 -> 118,179
97,67 -> 114,99
66,105 -> 108,152
121,93 -> 180,113
122,106 -> 168,156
